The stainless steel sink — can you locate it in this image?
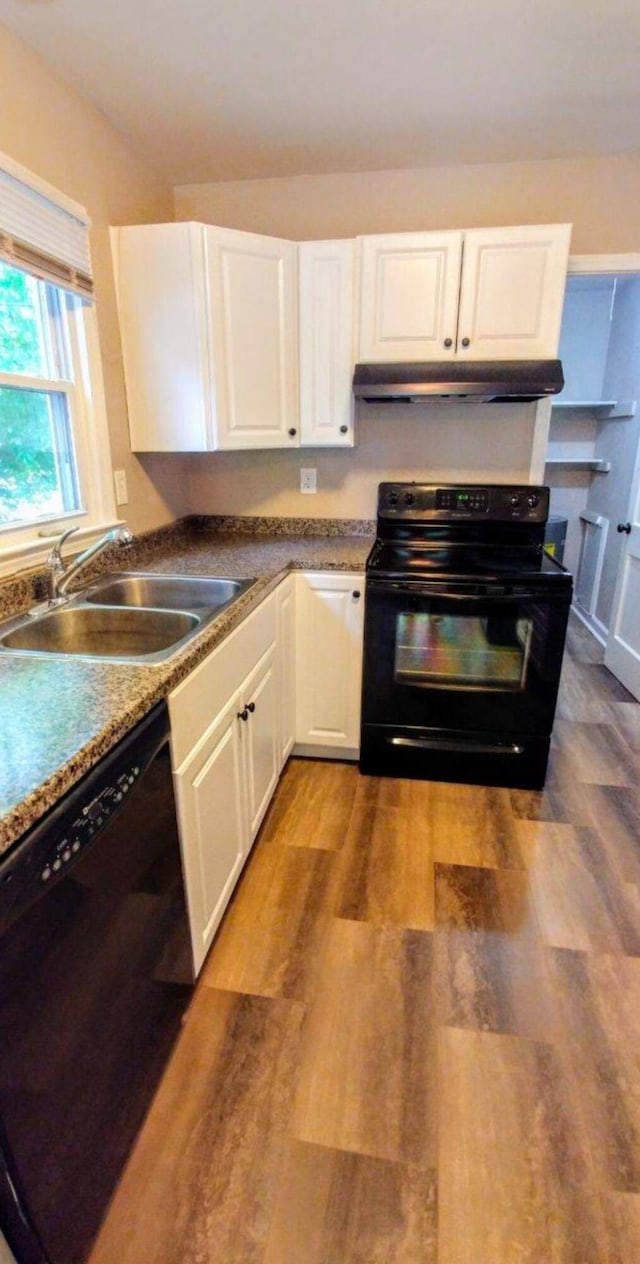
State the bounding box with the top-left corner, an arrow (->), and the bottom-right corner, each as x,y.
84,573 -> 253,612
0,572 -> 258,663
0,606 -> 199,661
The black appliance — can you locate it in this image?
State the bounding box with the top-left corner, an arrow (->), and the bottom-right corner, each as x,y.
0,702 -> 194,1264
352,359 -> 564,403
360,483 -> 572,789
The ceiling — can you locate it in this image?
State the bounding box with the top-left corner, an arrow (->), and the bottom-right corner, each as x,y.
1,0 -> 640,185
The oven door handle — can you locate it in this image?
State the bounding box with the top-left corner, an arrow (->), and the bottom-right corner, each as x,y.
366,580 -> 541,600
390,736 -> 524,756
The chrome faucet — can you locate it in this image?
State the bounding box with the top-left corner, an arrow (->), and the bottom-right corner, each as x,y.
47,525 -> 134,604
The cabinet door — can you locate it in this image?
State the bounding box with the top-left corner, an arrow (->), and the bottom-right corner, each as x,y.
299,240 -> 355,447
205,227 -> 299,449
173,695 -> 246,974
276,577 -> 296,769
358,231 -> 463,362
113,223 -> 212,452
294,573 -> 364,754
239,647 -> 279,843
456,224 -> 572,360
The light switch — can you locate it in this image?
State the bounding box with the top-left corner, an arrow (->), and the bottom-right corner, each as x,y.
114,469 -> 129,505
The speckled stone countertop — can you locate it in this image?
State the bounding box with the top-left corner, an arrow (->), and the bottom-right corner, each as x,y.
0,518 -> 372,857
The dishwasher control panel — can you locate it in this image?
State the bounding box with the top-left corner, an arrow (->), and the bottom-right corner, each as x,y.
40,763 -> 142,882
0,702 -> 169,935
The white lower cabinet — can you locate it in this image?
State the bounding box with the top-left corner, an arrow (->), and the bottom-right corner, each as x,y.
172,692 -> 246,974
294,571 -> 364,758
169,590 -> 279,973
170,570 -> 364,974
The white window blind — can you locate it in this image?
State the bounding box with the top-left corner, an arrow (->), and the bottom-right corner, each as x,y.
0,153 -> 93,299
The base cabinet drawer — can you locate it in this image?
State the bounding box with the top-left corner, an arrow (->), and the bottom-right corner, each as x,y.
170,590 -> 276,767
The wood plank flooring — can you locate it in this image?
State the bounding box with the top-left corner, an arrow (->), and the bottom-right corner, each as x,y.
90,614 -> 640,1264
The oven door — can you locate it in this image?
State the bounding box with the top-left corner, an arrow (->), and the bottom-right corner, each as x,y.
362,577 -> 571,737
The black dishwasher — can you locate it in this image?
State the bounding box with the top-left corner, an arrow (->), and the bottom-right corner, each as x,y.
0,702 -> 194,1264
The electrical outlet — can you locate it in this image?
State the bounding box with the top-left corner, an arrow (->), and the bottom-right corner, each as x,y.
300,467 -> 317,494
113,469 -> 129,506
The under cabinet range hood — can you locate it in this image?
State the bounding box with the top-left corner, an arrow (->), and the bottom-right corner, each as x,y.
352,359 -> 564,404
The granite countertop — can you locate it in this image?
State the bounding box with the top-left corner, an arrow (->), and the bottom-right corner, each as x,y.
0,519 -> 372,857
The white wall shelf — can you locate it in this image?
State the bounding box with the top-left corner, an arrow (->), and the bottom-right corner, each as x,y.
545,458 -> 611,473
551,400 -> 637,420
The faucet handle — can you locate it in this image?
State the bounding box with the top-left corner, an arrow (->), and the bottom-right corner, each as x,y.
46,526 -> 79,602
48,525 -> 79,564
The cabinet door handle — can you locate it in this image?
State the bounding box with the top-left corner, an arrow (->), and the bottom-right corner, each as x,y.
461,337 -> 470,348
246,701 -> 256,713
444,337 -> 453,348
340,425 -> 348,434
237,708 -> 249,722
617,522 -> 632,534
288,428 -> 297,437
352,590 -> 361,599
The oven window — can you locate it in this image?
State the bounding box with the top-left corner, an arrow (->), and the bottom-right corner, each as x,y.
394,612 -> 532,690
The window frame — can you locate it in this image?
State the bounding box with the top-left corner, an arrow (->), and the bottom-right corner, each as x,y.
0,273 -> 118,577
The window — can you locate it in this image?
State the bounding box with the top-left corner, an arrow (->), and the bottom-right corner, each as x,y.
0,261 -> 83,527
0,151 -> 116,570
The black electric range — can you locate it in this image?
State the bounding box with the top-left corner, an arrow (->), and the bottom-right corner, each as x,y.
360,483 -> 573,789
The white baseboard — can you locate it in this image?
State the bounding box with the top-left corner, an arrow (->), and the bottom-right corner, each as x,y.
292,742 -> 359,762
571,602 -> 608,647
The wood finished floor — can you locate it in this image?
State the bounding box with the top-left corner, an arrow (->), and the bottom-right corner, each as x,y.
90,615 -> 640,1264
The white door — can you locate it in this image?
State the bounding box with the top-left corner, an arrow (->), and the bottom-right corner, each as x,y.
604,445 -> 640,698
456,224 -> 571,360
173,695 -> 246,974
358,231 -> 463,362
298,239 -> 355,446
294,572 -> 364,754
240,647 -> 279,842
205,226 -> 299,449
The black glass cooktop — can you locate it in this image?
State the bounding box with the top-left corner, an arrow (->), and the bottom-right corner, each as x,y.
366,540 -> 571,585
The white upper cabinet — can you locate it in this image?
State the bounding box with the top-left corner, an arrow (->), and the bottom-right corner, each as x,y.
456,224 -> 572,360
205,227 -> 299,449
358,231 -> 463,362
112,222 -> 299,452
113,223 -> 211,452
298,239 -> 355,447
357,224 -> 571,363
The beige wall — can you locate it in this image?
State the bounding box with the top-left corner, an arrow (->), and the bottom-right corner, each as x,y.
175,153 -> 640,251
0,21 -> 192,535
187,403 -> 539,521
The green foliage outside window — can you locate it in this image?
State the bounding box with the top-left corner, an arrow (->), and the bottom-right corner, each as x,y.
0,262 -> 65,524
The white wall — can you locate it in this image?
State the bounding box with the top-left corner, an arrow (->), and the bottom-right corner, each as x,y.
547,276 -> 617,576
557,277 -> 615,402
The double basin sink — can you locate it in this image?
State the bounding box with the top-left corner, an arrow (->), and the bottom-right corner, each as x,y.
0,573 -> 257,663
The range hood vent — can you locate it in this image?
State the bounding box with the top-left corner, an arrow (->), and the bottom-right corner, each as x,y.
353,359 -> 564,404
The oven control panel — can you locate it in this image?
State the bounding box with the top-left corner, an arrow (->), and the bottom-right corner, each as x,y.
378,483 -> 549,523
